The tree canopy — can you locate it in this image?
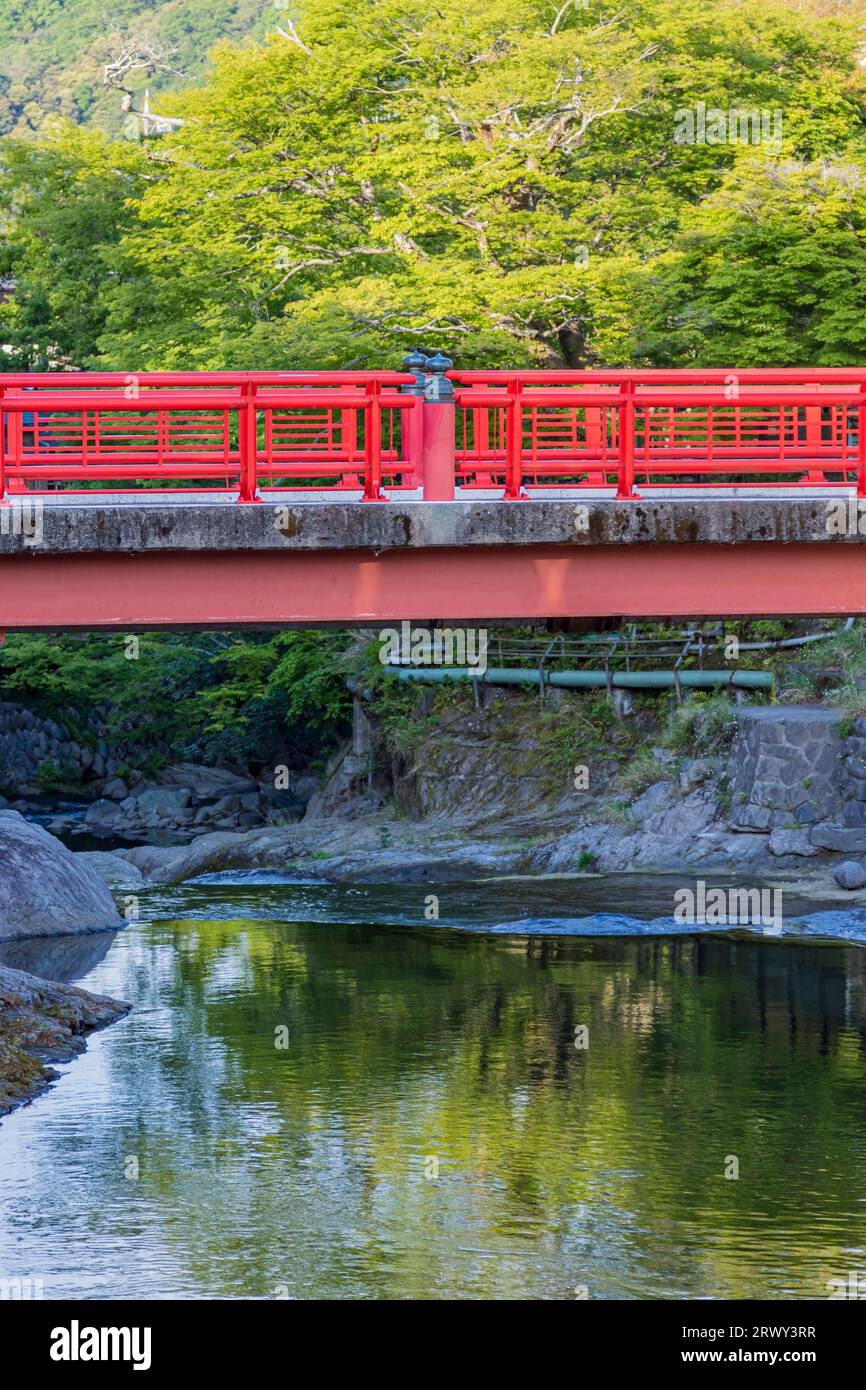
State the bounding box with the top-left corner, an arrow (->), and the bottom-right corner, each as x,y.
0,0 -> 272,137
2,0 -> 866,370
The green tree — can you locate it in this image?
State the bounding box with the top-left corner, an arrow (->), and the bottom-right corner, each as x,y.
26,0 -> 858,370
4,0 -> 866,369
0,122 -> 145,366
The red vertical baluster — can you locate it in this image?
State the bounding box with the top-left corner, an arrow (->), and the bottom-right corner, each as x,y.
504,379 -> 524,499
363,379 -> 384,500
616,379 -> 637,498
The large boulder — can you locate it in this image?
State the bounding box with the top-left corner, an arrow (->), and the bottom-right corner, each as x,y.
0,811 -> 122,940
74,851 -> 145,890
159,763 -> 257,802
834,860 -> 866,891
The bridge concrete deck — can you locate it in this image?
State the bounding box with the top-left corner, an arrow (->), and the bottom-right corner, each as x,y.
0,495 -> 861,553
0,496 -> 864,628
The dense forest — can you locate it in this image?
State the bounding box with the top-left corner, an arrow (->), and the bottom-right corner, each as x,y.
1,0 -> 865,763
3,0 -> 866,371
0,0 -> 272,136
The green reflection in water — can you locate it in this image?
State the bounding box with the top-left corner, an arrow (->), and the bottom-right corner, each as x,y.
2,915 -> 866,1300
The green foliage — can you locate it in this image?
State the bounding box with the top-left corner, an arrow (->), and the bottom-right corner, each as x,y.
34,759 -> 81,792
665,692 -> 740,755
618,748 -> 664,795
0,0 -> 273,137
4,0 -> 866,369
535,694 -> 622,778
0,124 -> 147,366
0,629 -> 353,764
198,630 -> 354,735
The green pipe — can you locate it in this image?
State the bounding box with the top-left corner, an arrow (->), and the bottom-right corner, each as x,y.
384,666 -> 772,690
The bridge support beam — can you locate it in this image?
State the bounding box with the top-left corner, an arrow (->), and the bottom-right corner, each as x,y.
2,542 -> 866,629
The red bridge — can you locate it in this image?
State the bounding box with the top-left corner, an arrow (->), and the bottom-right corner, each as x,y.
2,361 -> 866,499
1,359 -> 865,628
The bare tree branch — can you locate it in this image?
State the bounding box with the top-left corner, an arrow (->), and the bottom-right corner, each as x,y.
276,22 -> 313,57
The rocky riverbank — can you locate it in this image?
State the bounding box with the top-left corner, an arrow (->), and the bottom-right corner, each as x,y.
0,964 -> 129,1115
64,701 -> 866,910
0,812 -> 128,1116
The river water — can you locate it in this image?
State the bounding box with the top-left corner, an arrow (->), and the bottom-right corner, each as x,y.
2,873 -> 866,1300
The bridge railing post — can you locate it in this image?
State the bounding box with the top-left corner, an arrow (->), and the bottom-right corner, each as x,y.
362,378 -> 385,501
0,387 -> 6,503
858,383 -> 866,500
421,353 -> 455,501
238,379 -> 261,502
503,379 -> 525,500
616,378 -> 638,499
400,351 -> 428,490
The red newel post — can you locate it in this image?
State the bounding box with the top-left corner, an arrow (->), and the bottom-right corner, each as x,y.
401,351 -> 428,491
421,353 -> 455,501
0,387 -> 6,503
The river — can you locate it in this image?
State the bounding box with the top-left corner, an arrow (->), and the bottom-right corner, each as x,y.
1,873 -> 866,1300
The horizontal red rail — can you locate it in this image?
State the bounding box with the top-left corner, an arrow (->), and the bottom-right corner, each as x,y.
1,367 -> 865,501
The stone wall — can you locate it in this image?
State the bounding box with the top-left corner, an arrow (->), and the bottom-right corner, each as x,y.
727,707 -> 845,831
0,699 -> 163,793
726,705 -> 866,856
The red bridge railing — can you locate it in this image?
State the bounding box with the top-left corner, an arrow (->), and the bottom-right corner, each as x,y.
2,364 -> 866,500
453,368 -> 866,498
0,371 -> 416,501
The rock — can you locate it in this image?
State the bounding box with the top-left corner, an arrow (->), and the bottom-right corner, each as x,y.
679,758 -> 718,791
102,778 -> 129,800
834,860 -> 866,890
133,787 -> 192,821
729,804 -> 774,831
74,851 -> 145,889
287,774 -> 320,802
645,786 -> 718,837
122,832 -> 259,883
159,763 -> 258,802
120,842 -> 200,880
84,799 -> 122,829
768,828 -> 820,858
650,748 -> 677,765
811,825 -> 866,853
728,706 -> 844,831
631,781 -> 676,817
0,962 -> 129,1114
0,811 -> 122,940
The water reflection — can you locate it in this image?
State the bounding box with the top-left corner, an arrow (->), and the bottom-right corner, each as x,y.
1,904 -> 866,1299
